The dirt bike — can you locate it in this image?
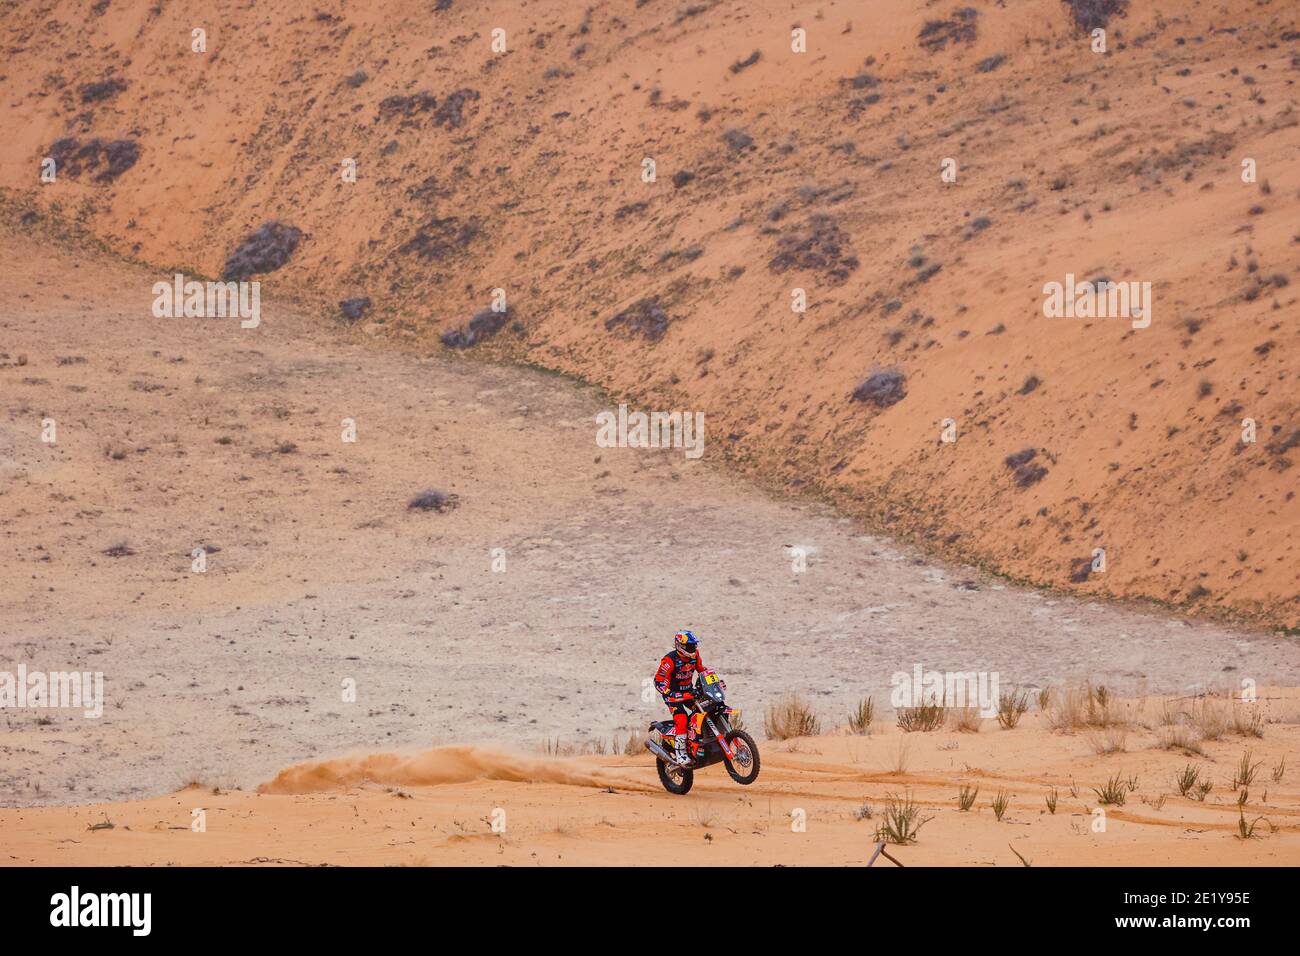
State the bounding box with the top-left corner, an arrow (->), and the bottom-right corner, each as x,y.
645,670 -> 760,795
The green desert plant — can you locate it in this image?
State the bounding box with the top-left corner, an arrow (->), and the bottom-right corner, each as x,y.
1092,773 -> 1128,806
1235,810 -> 1268,840
1175,764 -> 1201,797
991,789 -> 1011,821
1231,749 -> 1263,791
873,791 -> 932,845
957,784 -> 979,811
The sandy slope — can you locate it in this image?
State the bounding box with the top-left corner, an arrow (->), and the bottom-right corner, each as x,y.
1,0 -> 1296,625
5,233 -> 1300,814
5,692 -> 1300,867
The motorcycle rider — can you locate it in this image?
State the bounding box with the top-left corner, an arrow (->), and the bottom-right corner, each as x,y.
654,630 -> 706,766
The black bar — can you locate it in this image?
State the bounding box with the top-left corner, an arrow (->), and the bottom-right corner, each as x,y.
0,866 -> 1279,941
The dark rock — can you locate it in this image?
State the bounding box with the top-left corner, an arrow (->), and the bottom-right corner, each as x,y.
46,137 -> 140,183
79,77 -> 127,103
769,214 -> 859,283
1005,447 -> 1049,487
222,221 -> 304,280
851,369 -> 907,408
339,297 -> 372,323
605,298 -> 673,342
441,308 -> 509,349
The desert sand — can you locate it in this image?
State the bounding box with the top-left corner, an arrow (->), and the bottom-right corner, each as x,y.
5,692 -> 1299,867
2,231 -> 1298,866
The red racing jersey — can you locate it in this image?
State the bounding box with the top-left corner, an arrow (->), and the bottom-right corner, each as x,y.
654,649 -> 704,701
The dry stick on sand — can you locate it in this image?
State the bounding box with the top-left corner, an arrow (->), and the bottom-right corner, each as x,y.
866,842 -> 905,867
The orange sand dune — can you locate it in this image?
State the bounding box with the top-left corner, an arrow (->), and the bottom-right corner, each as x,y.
2,0 -> 1296,626
7,693 -> 1300,867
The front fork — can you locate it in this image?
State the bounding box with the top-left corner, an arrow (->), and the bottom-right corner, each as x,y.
705,714 -> 736,761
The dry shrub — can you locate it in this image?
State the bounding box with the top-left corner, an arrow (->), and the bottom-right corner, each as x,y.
1162,694 -> 1261,741
1230,702 -> 1263,738
1156,724 -> 1203,754
620,729 -> 646,756
997,688 -> 1031,729
947,706 -> 983,733
847,696 -> 875,735
1048,682 -> 1130,731
1086,726 -> 1129,754
897,696 -> 946,732
764,694 -> 822,740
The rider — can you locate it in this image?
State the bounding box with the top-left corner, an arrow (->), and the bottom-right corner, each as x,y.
654,630 -> 706,765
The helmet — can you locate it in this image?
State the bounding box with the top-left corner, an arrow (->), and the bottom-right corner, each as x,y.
674,630 -> 699,658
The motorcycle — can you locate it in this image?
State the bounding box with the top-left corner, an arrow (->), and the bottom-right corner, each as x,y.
645,669 -> 760,795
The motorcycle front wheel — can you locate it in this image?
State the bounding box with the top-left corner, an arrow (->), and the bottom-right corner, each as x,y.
724,730 -> 760,785
656,757 -> 694,795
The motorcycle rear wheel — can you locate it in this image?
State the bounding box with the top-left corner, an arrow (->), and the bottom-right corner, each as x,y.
656,757 -> 694,795
724,730 -> 760,785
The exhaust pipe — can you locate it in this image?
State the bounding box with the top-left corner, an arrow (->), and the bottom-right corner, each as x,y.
644,737 -> 675,763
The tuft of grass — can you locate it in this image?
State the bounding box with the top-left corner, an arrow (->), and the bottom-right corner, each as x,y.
990,789 -> 1011,821
1045,788 -> 1058,814
947,706 -> 983,733
1231,749 -> 1262,791
1235,809 -> 1268,840
996,688 -> 1030,729
847,696 -> 874,735
1092,773 -> 1128,806
892,738 -> 911,774
896,695 -> 945,732
764,693 -> 821,740
957,784 -> 979,811
1272,756 -> 1286,783
873,791 -> 932,845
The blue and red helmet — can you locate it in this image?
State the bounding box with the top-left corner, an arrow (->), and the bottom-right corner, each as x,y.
674,630 -> 699,658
